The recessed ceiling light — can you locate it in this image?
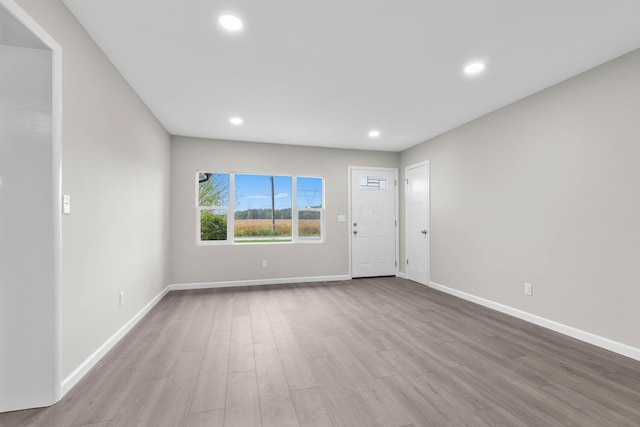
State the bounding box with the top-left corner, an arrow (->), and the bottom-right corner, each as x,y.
230,117 -> 243,125
464,61 -> 485,75
219,14 -> 243,32
368,130 -> 380,138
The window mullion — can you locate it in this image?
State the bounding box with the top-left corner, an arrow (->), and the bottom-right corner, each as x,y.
229,173 -> 235,243
292,175 -> 298,242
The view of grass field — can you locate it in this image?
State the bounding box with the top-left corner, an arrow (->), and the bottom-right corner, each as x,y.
234,219 -> 321,238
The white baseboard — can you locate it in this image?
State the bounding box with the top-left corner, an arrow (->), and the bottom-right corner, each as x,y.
60,275 -> 347,397
428,281 -> 640,362
396,272 -> 408,279
60,286 -> 170,396
169,274 -> 351,291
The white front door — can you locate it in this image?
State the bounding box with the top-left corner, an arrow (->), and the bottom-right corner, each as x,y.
405,161 -> 430,285
350,167 -> 397,278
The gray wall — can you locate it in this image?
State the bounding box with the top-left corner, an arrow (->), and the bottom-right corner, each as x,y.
400,49 -> 640,350
11,0 -> 640,385
16,0 -> 171,378
171,136 -> 399,284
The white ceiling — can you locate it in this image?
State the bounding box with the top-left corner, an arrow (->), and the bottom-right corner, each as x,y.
62,0 -> 640,152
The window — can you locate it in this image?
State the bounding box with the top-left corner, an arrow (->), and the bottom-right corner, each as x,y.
360,175 -> 387,190
296,176 -> 323,241
234,174 -> 292,242
197,172 -> 323,244
198,173 -> 230,242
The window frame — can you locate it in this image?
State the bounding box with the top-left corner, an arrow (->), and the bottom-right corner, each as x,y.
196,171 -> 324,245
295,175 -> 325,242
196,172 -> 233,244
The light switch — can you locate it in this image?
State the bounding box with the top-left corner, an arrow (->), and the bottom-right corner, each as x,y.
337,214 -> 347,222
63,195 -> 71,215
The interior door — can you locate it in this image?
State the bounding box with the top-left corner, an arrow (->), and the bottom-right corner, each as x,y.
350,167 -> 397,278
405,161 -> 430,285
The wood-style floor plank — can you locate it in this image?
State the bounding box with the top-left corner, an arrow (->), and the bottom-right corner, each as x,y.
354,380 -> 413,427
110,377 -> 169,426
271,322 -> 318,391
146,350 -> 204,427
2,278 -> 640,426
376,375 -> 451,426
70,356 -> 141,425
312,384 -> 378,427
190,329 -> 230,414
228,316 -> 254,373
283,309 -> 328,359
290,388 -> 335,427
223,370 -> 261,427
253,341 -> 300,426
185,409 -> 224,427
250,300 -> 275,345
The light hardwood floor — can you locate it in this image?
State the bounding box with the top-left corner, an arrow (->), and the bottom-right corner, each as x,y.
2,277 -> 640,426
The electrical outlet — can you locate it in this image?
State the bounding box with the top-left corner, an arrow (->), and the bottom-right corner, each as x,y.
524,283 -> 533,296
119,291 -> 124,307
262,260 -> 268,268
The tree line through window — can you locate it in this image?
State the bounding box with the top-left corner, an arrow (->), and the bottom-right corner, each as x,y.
198,172 -> 323,243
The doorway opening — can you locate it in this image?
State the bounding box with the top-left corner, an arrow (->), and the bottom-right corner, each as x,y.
0,0 -> 62,412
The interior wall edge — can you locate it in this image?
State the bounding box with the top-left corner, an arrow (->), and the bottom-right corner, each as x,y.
428,281 -> 640,362
0,0 -> 63,412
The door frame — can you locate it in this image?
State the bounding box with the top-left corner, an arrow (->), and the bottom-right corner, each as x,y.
404,160 -> 430,285
0,0 -> 62,411
348,166 -> 399,278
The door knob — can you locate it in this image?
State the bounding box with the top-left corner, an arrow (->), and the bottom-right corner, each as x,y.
421,230 -> 427,234
353,230 -> 358,235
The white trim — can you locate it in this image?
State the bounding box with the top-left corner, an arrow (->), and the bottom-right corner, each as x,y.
51,23 -> 63,408
396,272 -> 408,279
60,286 -> 170,396
170,275 -> 351,291
347,168 -> 353,277
428,281 -> 640,362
